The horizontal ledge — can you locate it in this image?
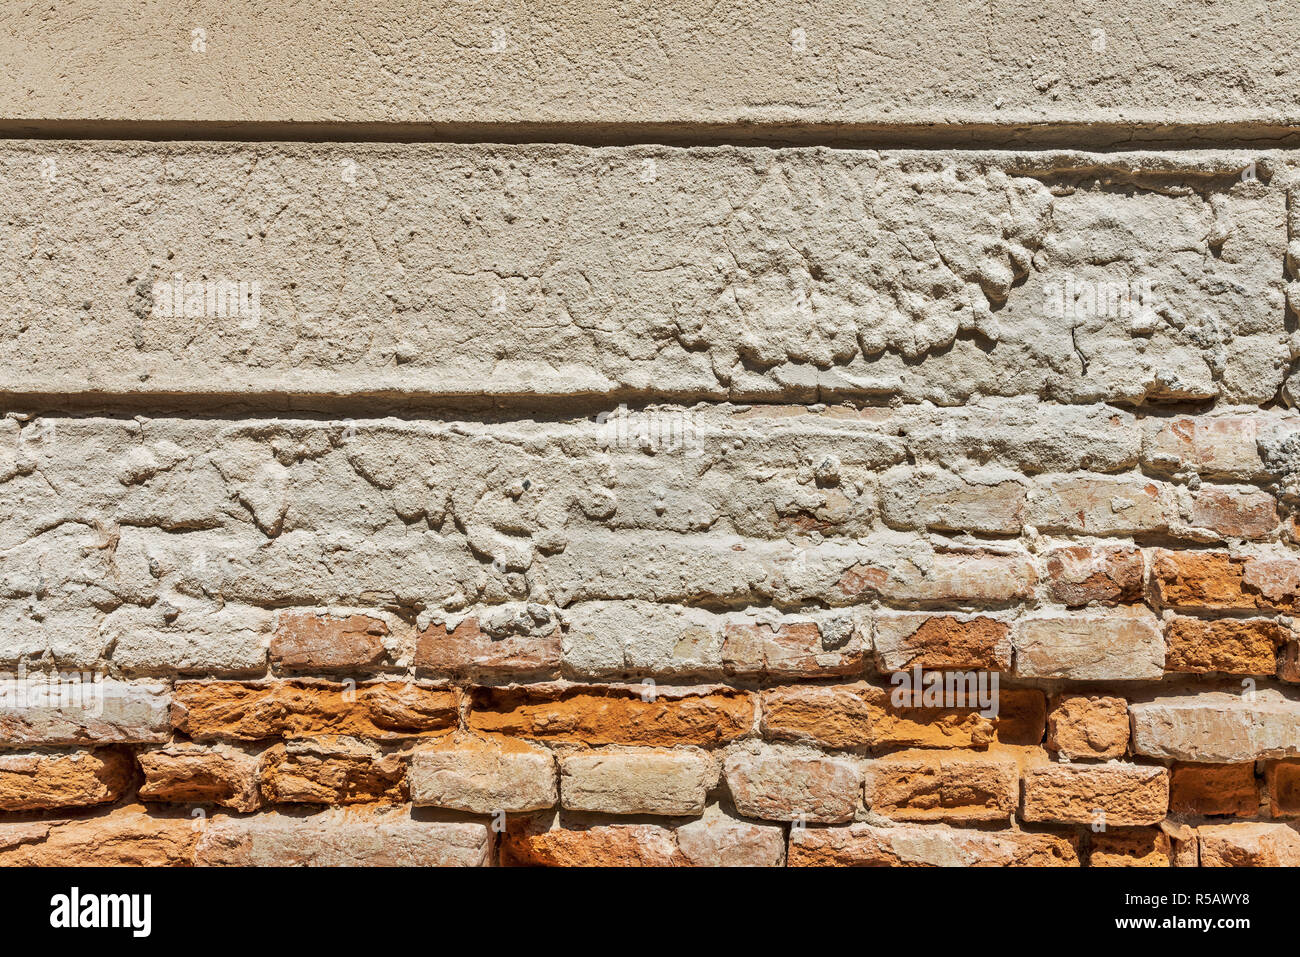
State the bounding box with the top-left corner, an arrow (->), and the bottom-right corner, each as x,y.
2,118 -> 1300,150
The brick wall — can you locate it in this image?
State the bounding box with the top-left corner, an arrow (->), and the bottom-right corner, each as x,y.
2,1 -> 1300,867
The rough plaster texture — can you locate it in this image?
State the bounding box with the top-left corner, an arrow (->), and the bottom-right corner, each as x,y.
0,144 -> 1291,403
2,0 -> 1299,145
3,1 -> 1300,869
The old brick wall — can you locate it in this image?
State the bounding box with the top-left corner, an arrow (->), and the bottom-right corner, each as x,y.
2,1 -> 1300,866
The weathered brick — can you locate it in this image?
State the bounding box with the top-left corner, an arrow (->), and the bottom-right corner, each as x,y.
0,679 -> 170,747
1142,414 -> 1273,480
560,747 -> 715,816
1150,550 -> 1300,612
194,809 -> 493,866
1131,691 -> 1300,762
468,684 -> 753,747
410,733 -> 557,814
787,823 -> 1079,867
1088,829 -> 1173,867
864,750 -> 1019,823
836,550 -> 1034,605
138,744 -> 262,812
672,806 -> 787,866
0,750 -> 131,811
878,467 -> 1026,534
1014,608 -> 1163,680
416,614 -> 561,679
0,806 -> 198,866
1028,475 -> 1173,536
1170,763 -> 1260,817
172,680 -> 457,742
271,612 -> 388,672
1189,487 -> 1277,540
873,613 -> 1011,672
501,817 -> 686,867
1047,694 -> 1130,760
259,737 -> 407,805
1042,545 -> 1143,607
560,601 -> 724,679
1021,763 -> 1169,826
1199,822 -> 1300,866
723,745 -> 861,823
1164,615 -> 1285,675
721,617 -> 865,679
759,682 -> 1043,750
759,682 -> 874,749
1265,760 -> 1300,817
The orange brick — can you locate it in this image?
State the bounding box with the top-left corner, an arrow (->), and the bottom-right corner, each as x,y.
1089,828 -> 1173,867
171,680 -> 458,742
1046,695 -> 1129,760
1164,616 -> 1285,675
759,682 -> 1042,750
468,685 -> 753,747
864,750 -> 1019,823
0,750 -> 132,811
1266,760 -> 1300,817
1170,763 -> 1259,817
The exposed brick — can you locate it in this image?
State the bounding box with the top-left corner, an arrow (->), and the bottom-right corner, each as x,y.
1088,829 -> 1173,867
1142,415 -> 1267,481
0,750 -> 131,811
836,551 -> 1034,605
270,612 -> 388,672
864,750 -> 1019,823
1151,550 -> 1300,613
0,806 -> 197,866
878,467 -> 1027,534
723,745 -> 861,824
1170,763 -> 1259,817
259,737 -> 407,805
416,616 -> 561,679
502,817 -> 687,867
468,684 -> 753,747
0,679 -> 170,747
194,809 -> 493,866
721,618 -> 865,678
1265,760 -> 1300,817
1047,695 -> 1130,760
1131,691 -> 1300,762
560,747 -> 715,816
673,806 -> 787,866
1014,608 -> 1163,679
873,613 -> 1011,672
1028,475 -> 1172,536
409,733 -> 557,814
138,744 -> 262,812
1164,615 -> 1285,675
759,682 -> 874,749
759,682 -> 1043,750
1022,763 -> 1169,826
788,823 -> 1079,867
1199,822 -> 1300,866
171,680 -> 458,742
1189,487 -> 1277,540
1042,545 -> 1143,607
